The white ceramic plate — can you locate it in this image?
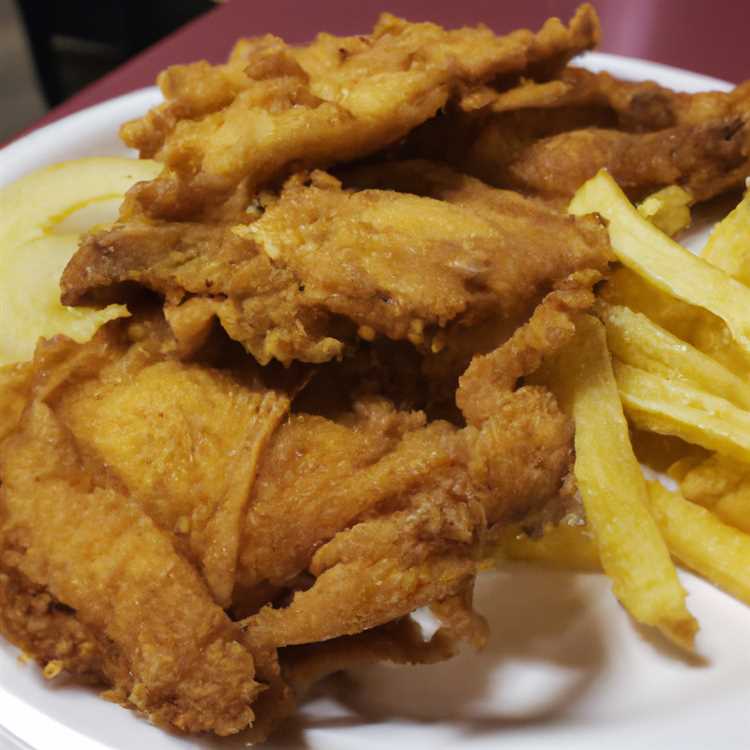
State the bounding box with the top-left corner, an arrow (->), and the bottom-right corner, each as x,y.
0,53 -> 746,750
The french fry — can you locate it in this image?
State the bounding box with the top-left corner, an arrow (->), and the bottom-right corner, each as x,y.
0,157 -> 160,249
713,492 -> 750,536
667,454 -> 711,484
545,314 -> 697,650
599,302 -> 750,410
692,187 -> 750,374
615,361 -> 750,463
0,234 -> 128,366
490,523 -> 600,572
689,315 -> 750,376
0,158 -> 160,366
672,454 -> 750,535
637,185 -> 692,237
569,170 -> 750,357
701,188 -> 750,284
601,267 -> 702,341
648,481 -> 750,608
602,268 -> 750,376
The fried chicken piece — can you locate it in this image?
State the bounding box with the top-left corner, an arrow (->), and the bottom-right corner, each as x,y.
119,6 -> 598,220
240,386 -> 575,651
0,362 -> 31,442
461,67 -> 750,130
4,278 -> 586,660
12,313 -> 291,609
62,166 -> 610,366
337,159 -> 611,393
0,566 -> 105,682
37,320 -> 571,653
54,346 -> 290,608
486,118 -> 750,202
2,269 -> 594,731
0,398 -> 260,735
405,70 -> 750,202
246,508 -> 482,648
457,281 -> 605,425
0,321 -> 307,738
240,281 -> 596,650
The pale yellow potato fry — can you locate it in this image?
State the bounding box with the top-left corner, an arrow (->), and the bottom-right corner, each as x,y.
714,493 -> 750,536
637,185 -> 692,237
0,157 -> 160,247
601,268 -> 750,376
674,454 -> 750,535
667,454 -> 711,484
615,361 -> 750,463
546,314 -> 696,650
702,188 -> 750,284
692,187 -> 750,374
675,454 -> 746,508
601,267 -> 702,341
570,170 -> 750,357
0,158 -> 160,366
0,234 -> 127,366
600,302 -> 750,410
490,523 -> 600,572
689,316 -> 750,376
648,481 -> 750,608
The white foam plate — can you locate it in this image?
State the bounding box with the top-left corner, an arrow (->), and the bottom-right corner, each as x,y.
0,53 -> 746,750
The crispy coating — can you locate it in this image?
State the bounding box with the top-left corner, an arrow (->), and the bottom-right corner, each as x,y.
119,7 -> 598,220
53,343 -> 290,607
0,567 -> 105,682
242,375 -> 574,650
458,279 -> 600,424
236,278 -> 596,649
0,288 -> 586,732
62,165 -> 610,366
0,395 -> 260,735
462,67 -> 750,130
488,119 -> 750,202
405,71 -> 750,202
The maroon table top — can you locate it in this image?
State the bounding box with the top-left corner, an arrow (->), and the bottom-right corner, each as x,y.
16,0 -> 750,138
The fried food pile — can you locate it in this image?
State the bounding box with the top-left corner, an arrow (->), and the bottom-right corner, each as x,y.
3,3 -> 750,741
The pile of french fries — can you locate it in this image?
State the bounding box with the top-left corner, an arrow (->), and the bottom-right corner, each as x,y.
497,170 -> 750,652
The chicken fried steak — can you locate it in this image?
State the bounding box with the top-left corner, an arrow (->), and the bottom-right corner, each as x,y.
118,6 -> 599,221
62,165 -> 610,365
404,67 -> 750,202
0,278 -> 589,735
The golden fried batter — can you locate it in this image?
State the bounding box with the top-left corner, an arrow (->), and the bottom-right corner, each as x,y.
62,165 -> 609,366
0,279 -> 590,734
119,7 -> 598,220
405,69 -> 750,202
53,341 -> 290,607
0,397 -> 260,735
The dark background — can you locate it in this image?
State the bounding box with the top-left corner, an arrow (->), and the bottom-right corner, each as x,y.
1,0 -> 213,141
15,0 -> 213,107
2,0 -> 748,143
